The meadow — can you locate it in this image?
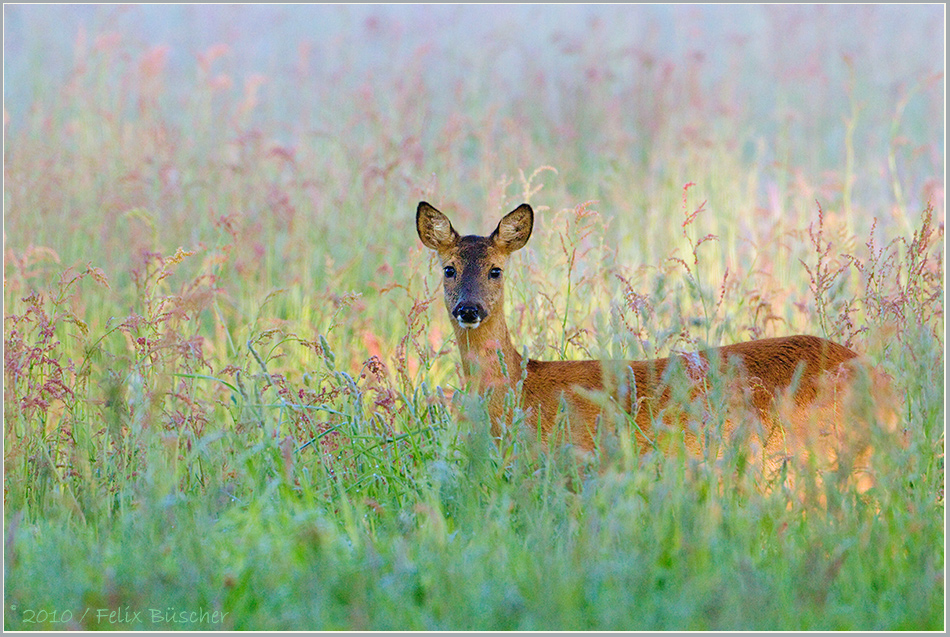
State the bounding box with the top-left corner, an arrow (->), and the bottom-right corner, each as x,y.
3,5 -> 945,630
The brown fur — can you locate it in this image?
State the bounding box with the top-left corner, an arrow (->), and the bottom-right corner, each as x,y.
417,201 -> 896,486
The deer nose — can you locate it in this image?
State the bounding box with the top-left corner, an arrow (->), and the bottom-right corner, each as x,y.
452,303 -> 486,327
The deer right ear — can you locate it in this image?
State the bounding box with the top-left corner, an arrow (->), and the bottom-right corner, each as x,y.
417,202 -> 459,251
491,203 -> 534,253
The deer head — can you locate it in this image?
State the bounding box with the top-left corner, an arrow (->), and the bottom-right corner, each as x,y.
416,201 -> 533,331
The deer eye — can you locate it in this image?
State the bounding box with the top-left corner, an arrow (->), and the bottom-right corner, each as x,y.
443,266 -> 456,278
489,267 -> 502,279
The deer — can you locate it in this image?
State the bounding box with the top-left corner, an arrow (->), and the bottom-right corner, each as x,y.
416,201 -> 897,487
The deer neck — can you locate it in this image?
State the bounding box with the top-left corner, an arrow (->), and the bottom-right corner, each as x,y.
452,311 -> 523,391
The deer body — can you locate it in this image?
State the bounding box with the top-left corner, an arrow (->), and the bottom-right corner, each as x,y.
417,201 -> 890,477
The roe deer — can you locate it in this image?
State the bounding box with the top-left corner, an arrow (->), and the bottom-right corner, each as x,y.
416,201 -> 896,484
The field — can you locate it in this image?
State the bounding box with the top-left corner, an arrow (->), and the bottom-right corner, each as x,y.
3,5 -> 945,630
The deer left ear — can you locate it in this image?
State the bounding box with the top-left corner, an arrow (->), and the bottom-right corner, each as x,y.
417,201 -> 460,251
491,204 -> 533,253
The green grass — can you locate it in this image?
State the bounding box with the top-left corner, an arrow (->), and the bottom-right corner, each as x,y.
3,5 -> 944,631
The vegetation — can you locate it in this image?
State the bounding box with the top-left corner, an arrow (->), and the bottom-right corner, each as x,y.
3,5 -> 944,630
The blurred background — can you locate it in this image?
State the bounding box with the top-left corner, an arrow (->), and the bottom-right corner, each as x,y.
5,4 -> 943,214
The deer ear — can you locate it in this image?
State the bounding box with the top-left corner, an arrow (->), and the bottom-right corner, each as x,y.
416,202 -> 459,251
491,204 -> 533,253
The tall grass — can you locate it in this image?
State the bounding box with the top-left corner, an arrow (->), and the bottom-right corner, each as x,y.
3,5 -> 944,630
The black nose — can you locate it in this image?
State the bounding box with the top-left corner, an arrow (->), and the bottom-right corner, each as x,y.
452,304 -> 486,324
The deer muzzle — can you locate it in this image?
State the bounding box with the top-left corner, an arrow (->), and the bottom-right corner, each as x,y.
452,303 -> 487,329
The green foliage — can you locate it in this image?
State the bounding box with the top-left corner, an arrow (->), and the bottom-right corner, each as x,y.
3,5 -> 944,631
